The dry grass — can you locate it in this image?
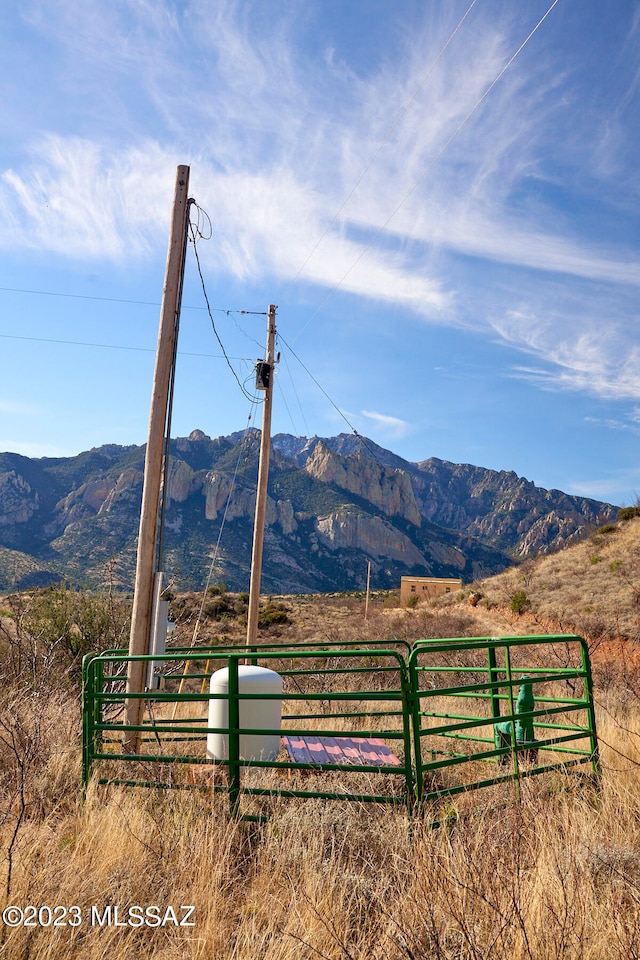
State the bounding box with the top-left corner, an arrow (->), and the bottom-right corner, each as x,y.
2,716 -> 640,960
166,590 -> 487,652
2,587 -> 640,958
474,517 -> 640,648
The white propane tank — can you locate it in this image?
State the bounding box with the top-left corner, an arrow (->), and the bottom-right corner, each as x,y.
206,665 -> 282,762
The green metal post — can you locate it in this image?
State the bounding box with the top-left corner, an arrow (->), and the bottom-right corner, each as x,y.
580,639 -> 600,778
94,656 -> 104,757
504,647 -> 521,798
408,650 -> 425,804
81,656 -> 89,789
487,646 -> 501,723
399,662 -> 415,813
228,656 -> 241,816
81,656 -> 94,789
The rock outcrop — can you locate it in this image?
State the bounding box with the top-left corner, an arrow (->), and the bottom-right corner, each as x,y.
305,441 -> 422,526
315,510 -> 425,564
0,431 -> 617,592
0,471 -> 39,526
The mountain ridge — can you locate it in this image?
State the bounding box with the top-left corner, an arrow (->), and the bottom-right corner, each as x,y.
0,430 -> 617,593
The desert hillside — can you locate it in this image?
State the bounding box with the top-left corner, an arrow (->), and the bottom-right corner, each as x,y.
0,431 -> 616,593
468,514 -> 640,650
1,525 -> 640,958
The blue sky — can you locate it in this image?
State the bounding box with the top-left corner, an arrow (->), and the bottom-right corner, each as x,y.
0,0 -> 639,506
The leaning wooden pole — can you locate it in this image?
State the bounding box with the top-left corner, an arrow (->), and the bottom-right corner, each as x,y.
246,305 -> 277,649
124,165 -> 190,751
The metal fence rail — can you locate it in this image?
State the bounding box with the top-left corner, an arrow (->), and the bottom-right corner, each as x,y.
409,634 -> 599,813
83,644 -> 414,819
82,635 -> 599,819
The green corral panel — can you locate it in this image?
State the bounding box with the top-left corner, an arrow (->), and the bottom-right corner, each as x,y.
82,634 -> 598,820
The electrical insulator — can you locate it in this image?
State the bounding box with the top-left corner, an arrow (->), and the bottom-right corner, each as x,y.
255,361 -> 271,390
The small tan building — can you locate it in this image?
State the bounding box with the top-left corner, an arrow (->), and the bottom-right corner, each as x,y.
400,576 -> 463,604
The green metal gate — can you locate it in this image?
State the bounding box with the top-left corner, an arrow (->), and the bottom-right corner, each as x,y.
82,634 -> 599,819
83,641 -> 414,818
409,634 -> 599,816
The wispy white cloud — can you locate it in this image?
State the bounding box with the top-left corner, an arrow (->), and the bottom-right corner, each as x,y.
0,137 -> 175,259
494,296 -> 640,401
2,2 -> 634,286
360,410 -> 410,438
0,137 -> 451,312
1,0 -> 639,408
583,416 -> 640,434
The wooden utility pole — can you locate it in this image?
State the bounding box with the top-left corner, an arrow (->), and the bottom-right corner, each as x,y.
124,165 -> 191,751
365,561 -> 371,621
246,305 -> 277,648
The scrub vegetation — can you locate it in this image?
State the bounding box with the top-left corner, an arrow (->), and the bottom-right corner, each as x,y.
476,515 -> 640,649
1,520 -> 640,958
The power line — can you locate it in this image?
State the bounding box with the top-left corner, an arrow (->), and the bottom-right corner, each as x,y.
276,331 -> 381,462
0,332 -> 251,361
278,348 -> 310,436
0,284 -> 265,318
293,0 -> 562,342
0,285 -> 170,309
188,208 -> 262,404
288,0 -> 479,295
380,0 -> 564,229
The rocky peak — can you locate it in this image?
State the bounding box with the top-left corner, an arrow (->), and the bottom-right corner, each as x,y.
0,471 -> 39,526
0,431 -> 619,592
188,429 -> 210,442
304,441 -> 422,526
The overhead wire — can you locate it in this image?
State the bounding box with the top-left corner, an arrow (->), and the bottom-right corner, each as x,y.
293,0 -> 563,342
183,203 -> 315,442
278,348 -> 310,436
187,204 -> 263,404
276,332 -> 382,462
287,0 -> 479,294
0,332 -> 252,361
274,375 -> 299,437
0,283 -> 263,317
172,399 -> 261,706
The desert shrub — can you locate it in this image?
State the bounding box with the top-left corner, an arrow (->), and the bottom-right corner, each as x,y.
0,584 -> 130,686
204,595 -> 233,619
406,593 -> 419,608
384,608 -> 478,642
598,524 -> 617,535
618,506 -> 640,521
258,600 -> 290,629
234,597 -> 249,617
206,583 -> 228,597
510,590 -> 531,615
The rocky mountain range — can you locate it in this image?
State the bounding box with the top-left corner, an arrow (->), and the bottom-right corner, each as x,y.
0,430 -> 618,593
